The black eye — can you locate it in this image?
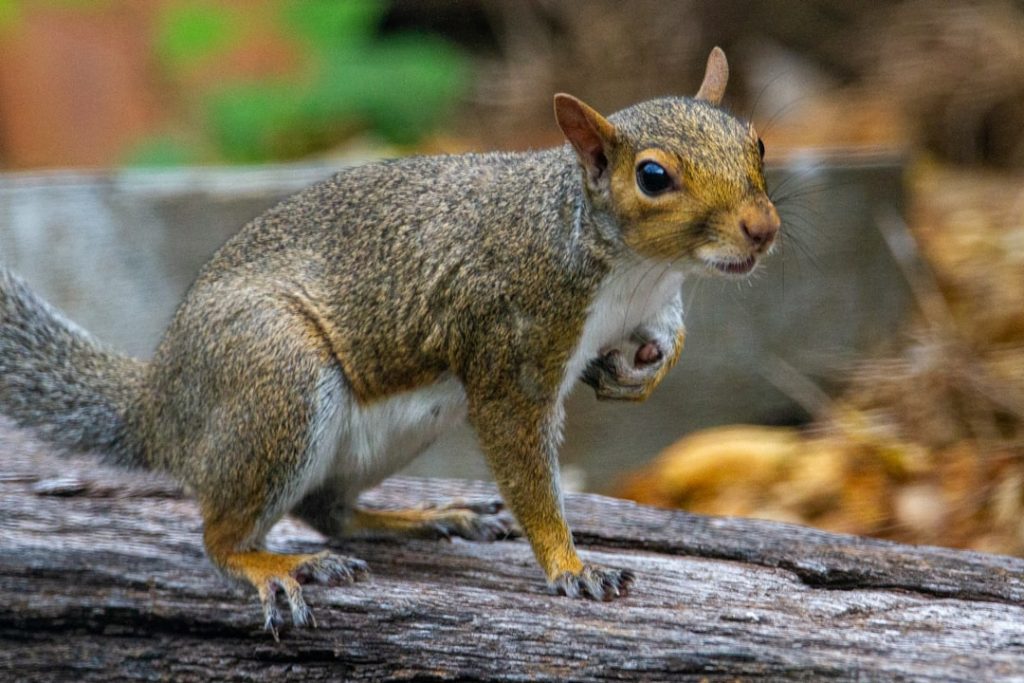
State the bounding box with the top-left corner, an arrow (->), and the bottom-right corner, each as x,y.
757,138 -> 765,159
636,161 -> 672,196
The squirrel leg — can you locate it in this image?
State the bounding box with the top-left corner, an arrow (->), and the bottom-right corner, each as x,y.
469,393 -> 633,600
160,301 -> 372,638
203,510 -> 369,641
583,295 -> 686,402
196,433 -> 369,639
347,502 -> 517,541
292,481 -> 517,541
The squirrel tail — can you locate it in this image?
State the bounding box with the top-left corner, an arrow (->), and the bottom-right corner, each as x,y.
0,268 -> 149,468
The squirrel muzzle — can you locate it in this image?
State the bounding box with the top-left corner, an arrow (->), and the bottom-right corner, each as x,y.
738,196 -> 781,253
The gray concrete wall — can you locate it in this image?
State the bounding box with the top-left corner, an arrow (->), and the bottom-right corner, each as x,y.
0,157 -> 909,491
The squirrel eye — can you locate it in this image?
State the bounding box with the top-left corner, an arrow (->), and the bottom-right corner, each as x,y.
636,161 -> 672,196
757,138 -> 765,159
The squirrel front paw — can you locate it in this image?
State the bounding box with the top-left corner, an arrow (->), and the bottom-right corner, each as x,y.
551,564 -> 635,601
582,339 -> 668,402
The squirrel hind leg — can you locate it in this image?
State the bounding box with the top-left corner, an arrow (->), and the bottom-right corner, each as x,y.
290,482 -> 352,538
202,514 -> 369,640
291,483 -> 518,542
346,502 -> 519,542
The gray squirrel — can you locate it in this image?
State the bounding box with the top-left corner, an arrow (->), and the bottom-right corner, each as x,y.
0,47 -> 779,637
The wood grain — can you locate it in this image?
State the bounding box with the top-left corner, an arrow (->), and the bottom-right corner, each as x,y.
2,422 -> 1023,682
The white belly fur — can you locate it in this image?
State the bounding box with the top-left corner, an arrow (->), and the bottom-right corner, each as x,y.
294,259 -> 682,509
296,371 -> 468,507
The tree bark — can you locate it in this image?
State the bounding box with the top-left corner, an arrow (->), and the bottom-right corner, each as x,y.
2,423 -> 1024,682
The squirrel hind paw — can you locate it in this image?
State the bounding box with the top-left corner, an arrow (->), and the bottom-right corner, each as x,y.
431,503 -> 520,542
240,550 -> 369,639
257,576 -> 317,641
351,502 -> 520,542
551,565 -> 635,601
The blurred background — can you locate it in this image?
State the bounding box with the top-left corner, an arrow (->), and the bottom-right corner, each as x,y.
3,0 -> 1024,558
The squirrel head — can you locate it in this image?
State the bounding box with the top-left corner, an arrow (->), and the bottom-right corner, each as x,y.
554,47 -> 780,277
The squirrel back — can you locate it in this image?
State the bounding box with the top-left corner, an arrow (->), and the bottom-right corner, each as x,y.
148,84 -> 770,410
161,147 -> 600,403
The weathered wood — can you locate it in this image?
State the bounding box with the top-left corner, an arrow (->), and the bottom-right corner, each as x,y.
2,422 -> 1024,682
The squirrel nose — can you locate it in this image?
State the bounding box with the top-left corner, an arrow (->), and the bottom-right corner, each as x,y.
739,204 -> 780,251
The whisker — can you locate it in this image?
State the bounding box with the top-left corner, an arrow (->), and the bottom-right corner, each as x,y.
777,231 -> 824,277
768,162 -> 831,200
772,182 -> 835,207
621,259 -> 667,340
746,69 -> 792,125
756,88 -> 824,139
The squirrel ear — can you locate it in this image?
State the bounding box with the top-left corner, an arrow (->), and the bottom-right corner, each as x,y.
553,93 -> 617,183
695,46 -> 729,105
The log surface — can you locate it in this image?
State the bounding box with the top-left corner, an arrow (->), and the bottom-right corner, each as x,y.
2,424 -> 1024,682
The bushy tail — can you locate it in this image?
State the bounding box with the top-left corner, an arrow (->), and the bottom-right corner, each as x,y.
0,269 -> 149,467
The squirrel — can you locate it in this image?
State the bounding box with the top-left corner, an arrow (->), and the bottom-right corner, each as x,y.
0,47 -> 779,638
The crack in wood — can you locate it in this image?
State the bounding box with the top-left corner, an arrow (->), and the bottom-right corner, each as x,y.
4,428 -> 1024,680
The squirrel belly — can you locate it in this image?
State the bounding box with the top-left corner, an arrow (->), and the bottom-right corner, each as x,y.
298,368 -> 467,509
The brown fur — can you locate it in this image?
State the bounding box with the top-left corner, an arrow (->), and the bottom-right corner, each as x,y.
0,48 -> 778,634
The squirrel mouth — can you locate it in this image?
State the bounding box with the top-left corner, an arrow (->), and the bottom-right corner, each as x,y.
709,255 -> 757,276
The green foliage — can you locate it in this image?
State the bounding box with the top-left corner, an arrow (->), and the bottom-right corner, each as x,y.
280,0 -> 385,52
132,0 -> 469,165
311,34 -> 469,145
123,134 -> 203,168
206,83 -> 310,163
155,3 -> 239,73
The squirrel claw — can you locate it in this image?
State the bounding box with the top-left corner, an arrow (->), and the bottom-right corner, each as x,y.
282,578 -> 317,628
551,564 -> 635,601
429,504 -> 520,541
257,551 -> 369,638
293,551 -> 370,586
432,499 -> 504,516
259,584 -> 285,641
583,347 -> 664,402
258,578 -> 311,639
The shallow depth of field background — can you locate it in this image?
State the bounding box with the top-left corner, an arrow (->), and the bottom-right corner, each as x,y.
3,0 -> 1024,558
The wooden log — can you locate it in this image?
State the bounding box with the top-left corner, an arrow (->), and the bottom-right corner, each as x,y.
2,422 -> 1024,682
